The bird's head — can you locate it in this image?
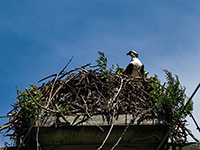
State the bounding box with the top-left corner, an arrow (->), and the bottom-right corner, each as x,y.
126,50 -> 138,58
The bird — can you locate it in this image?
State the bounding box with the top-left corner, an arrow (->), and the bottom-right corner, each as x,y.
124,50 -> 144,76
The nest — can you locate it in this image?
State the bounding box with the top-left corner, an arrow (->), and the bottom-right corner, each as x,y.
0,62 -> 198,149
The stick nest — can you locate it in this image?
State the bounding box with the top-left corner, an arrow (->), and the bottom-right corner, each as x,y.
0,62 -> 196,148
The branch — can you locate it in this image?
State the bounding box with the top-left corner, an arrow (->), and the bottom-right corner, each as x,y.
189,112 -> 200,132
26,88 -> 59,113
185,127 -> 199,142
96,109 -> 115,150
38,56 -> 74,82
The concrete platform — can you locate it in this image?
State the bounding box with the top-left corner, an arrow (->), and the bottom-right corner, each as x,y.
4,142 -> 200,150
21,114 -> 169,150
29,124 -> 169,150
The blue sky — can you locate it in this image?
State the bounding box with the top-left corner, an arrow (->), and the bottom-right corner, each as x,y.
1,0 -> 200,146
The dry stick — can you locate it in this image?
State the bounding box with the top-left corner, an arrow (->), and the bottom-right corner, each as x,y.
38,56 -> 74,83
7,107 -> 18,116
156,83 -> 200,150
58,62 -> 91,80
185,127 -> 200,142
113,78 -> 123,101
46,73 -> 59,108
81,95 -> 104,132
96,109 -> 116,150
91,96 -> 101,108
111,106 -> 155,150
17,116 -> 38,150
38,73 -> 58,83
0,123 -> 12,131
180,83 -> 200,117
36,120 -> 41,150
174,83 -> 200,140
96,79 -> 124,150
54,103 -> 70,124
80,62 -> 92,69
13,107 -> 22,119
79,67 -> 89,74
156,129 -> 171,150
48,72 -> 80,103
45,57 -> 74,108
79,74 -> 85,83
110,78 -> 124,111
59,56 -> 74,75
0,108 -> 21,130
18,88 -> 60,150
26,88 -> 59,113
26,89 -> 58,150
111,123 -> 129,150
189,112 -> 200,132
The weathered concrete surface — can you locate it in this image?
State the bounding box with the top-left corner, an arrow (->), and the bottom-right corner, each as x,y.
4,114 -> 170,150
20,114 -> 169,150
28,125 -> 169,149
37,114 -> 166,127
3,143 -> 200,150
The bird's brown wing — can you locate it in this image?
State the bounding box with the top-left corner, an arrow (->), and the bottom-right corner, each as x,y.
140,64 -> 144,76
124,63 -> 134,75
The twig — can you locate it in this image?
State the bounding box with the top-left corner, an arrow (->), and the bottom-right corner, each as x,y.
111,106 -> 155,150
156,129 -> 170,150
48,72 -> 80,103
59,56 -> 74,75
46,73 -> 59,108
179,83 -> 200,118
189,112 -> 200,132
81,95 -> 104,132
36,120 -> 41,150
0,123 -> 12,131
111,123 -> 129,150
38,56 -> 74,82
96,109 -> 116,150
0,116 -> 10,119
185,127 -> 199,142
26,88 -> 59,113
17,116 -> 38,150
113,79 -> 123,101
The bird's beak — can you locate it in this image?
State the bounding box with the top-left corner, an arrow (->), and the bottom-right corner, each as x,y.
126,52 -> 131,56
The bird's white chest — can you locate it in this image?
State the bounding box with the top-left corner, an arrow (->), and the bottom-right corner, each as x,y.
130,58 -> 142,67
129,58 -> 142,76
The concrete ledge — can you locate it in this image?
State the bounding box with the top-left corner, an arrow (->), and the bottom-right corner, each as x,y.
37,114 -> 166,127
27,125 -> 169,149
8,114 -> 169,150
5,143 -> 200,150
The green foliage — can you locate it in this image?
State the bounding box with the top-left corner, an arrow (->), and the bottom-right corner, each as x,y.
95,51 -> 108,73
143,71 -> 149,78
95,51 -> 125,74
58,106 -> 69,114
116,63 -> 125,74
95,51 -> 114,87
95,51 -> 148,76
95,51 -> 149,86
148,74 -> 163,108
17,84 -> 42,118
149,70 -> 193,119
95,51 -> 192,119
95,51 -> 124,86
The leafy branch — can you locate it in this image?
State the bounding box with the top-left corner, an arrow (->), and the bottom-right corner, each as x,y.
17,84 -> 42,118
95,51 -> 125,74
149,70 -> 193,119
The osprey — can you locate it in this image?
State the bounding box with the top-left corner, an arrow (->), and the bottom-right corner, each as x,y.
124,50 -> 144,76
